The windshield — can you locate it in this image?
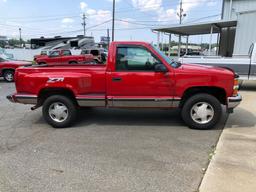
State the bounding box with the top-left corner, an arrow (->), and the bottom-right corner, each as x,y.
151,45 -> 181,68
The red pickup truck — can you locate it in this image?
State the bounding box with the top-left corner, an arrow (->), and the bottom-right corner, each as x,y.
7,41 -> 241,129
0,56 -> 31,82
35,49 -> 93,65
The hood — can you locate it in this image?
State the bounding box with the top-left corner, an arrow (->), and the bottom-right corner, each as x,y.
180,63 -> 234,75
2,60 -> 32,66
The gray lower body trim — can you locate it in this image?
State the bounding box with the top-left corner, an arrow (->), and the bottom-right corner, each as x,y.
7,94 -> 37,105
108,98 -> 181,108
76,97 -> 105,107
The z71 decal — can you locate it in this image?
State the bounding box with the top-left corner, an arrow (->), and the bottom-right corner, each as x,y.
47,77 -> 64,83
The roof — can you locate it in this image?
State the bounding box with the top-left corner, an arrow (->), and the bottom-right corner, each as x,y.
153,20 -> 237,35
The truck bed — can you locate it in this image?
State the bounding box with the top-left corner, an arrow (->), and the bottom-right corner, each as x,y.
15,64 -> 107,96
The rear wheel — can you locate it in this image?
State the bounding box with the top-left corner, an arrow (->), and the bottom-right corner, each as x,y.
3,70 -> 14,82
42,95 -> 77,128
181,93 -> 222,130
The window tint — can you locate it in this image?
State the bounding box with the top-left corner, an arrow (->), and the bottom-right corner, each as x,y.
116,47 -> 162,71
50,51 -> 60,57
62,50 -> 71,56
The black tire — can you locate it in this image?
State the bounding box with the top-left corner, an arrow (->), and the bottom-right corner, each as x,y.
69,61 -> 77,64
38,62 -> 46,65
42,95 -> 77,128
3,70 -> 15,82
181,93 -> 222,130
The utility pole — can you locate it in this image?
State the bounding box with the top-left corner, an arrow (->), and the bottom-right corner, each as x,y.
82,13 -> 87,36
19,28 -> 22,47
177,0 -> 186,57
112,0 -> 116,41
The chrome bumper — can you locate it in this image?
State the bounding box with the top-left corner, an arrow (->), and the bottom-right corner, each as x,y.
227,94 -> 242,109
7,94 -> 38,105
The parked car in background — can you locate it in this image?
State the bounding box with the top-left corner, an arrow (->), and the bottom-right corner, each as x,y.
81,48 -> 107,64
7,41 -> 241,130
179,43 -> 256,81
35,49 -> 94,65
33,50 -> 53,61
0,56 -> 31,82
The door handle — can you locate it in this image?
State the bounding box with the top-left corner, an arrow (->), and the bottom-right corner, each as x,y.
112,77 -> 122,82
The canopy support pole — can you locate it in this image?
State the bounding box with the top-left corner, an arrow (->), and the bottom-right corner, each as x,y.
186,36 -> 189,55
209,25 -> 213,56
157,32 -> 160,49
168,34 -> 172,57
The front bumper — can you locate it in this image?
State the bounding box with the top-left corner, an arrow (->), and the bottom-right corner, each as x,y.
227,94 -> 242,110
7,94 -> 38,105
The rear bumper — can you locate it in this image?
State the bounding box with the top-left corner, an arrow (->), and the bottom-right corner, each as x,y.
7,94 -> 37,105
227,94 -> 242,109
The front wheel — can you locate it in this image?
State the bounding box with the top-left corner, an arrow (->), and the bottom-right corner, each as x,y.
3,70 -> 14,82
42,95 -> 77,128
181,93 -> 222,130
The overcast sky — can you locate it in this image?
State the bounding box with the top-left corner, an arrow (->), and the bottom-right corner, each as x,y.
0,0 -> 222,43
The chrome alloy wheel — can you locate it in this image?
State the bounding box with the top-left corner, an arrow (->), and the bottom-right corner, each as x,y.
190,102 -> 214,124
48,102 -> 69,123
5,73 -> 14,82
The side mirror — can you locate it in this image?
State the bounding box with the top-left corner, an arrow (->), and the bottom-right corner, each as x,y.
154,64 -> 168,73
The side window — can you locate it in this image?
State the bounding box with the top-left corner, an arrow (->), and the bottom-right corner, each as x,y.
91,50 -> 99,56
50,51 -> 60,57
116,46 -> 162,71
62,50 -> 72,56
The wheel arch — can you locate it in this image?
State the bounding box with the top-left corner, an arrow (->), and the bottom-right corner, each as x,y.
2,68 -> 15,74
180,86 -> 227,107
69,60 -> 78,64
38,87 -> 77,106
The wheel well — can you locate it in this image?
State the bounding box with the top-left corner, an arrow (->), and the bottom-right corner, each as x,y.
38,88 -> 77,106
180,87 -> 227,107
69,61 -> 77,64
2,68 -> 15,74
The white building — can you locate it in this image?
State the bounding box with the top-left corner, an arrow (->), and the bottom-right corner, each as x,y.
154,0 -> 256,57
220,0 -> 256,56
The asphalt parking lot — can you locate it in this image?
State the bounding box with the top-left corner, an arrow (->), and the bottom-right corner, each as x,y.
0,79 -> 225,192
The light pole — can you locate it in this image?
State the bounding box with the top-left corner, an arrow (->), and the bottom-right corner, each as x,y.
177,0 -> 186,57
19,28 -> 22,47
112,0 -> 116,41
82,13 -> 87,36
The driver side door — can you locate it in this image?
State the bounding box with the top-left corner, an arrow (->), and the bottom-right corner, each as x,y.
108,45 -> 175,108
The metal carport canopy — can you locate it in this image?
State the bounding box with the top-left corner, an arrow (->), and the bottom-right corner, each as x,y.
153,20 -> 237,35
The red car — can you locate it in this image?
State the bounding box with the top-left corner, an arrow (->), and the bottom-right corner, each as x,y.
0,56 -> 31,82
35,49 -> 93,65
7,41 -> 241,129
33,50 -> 50,61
